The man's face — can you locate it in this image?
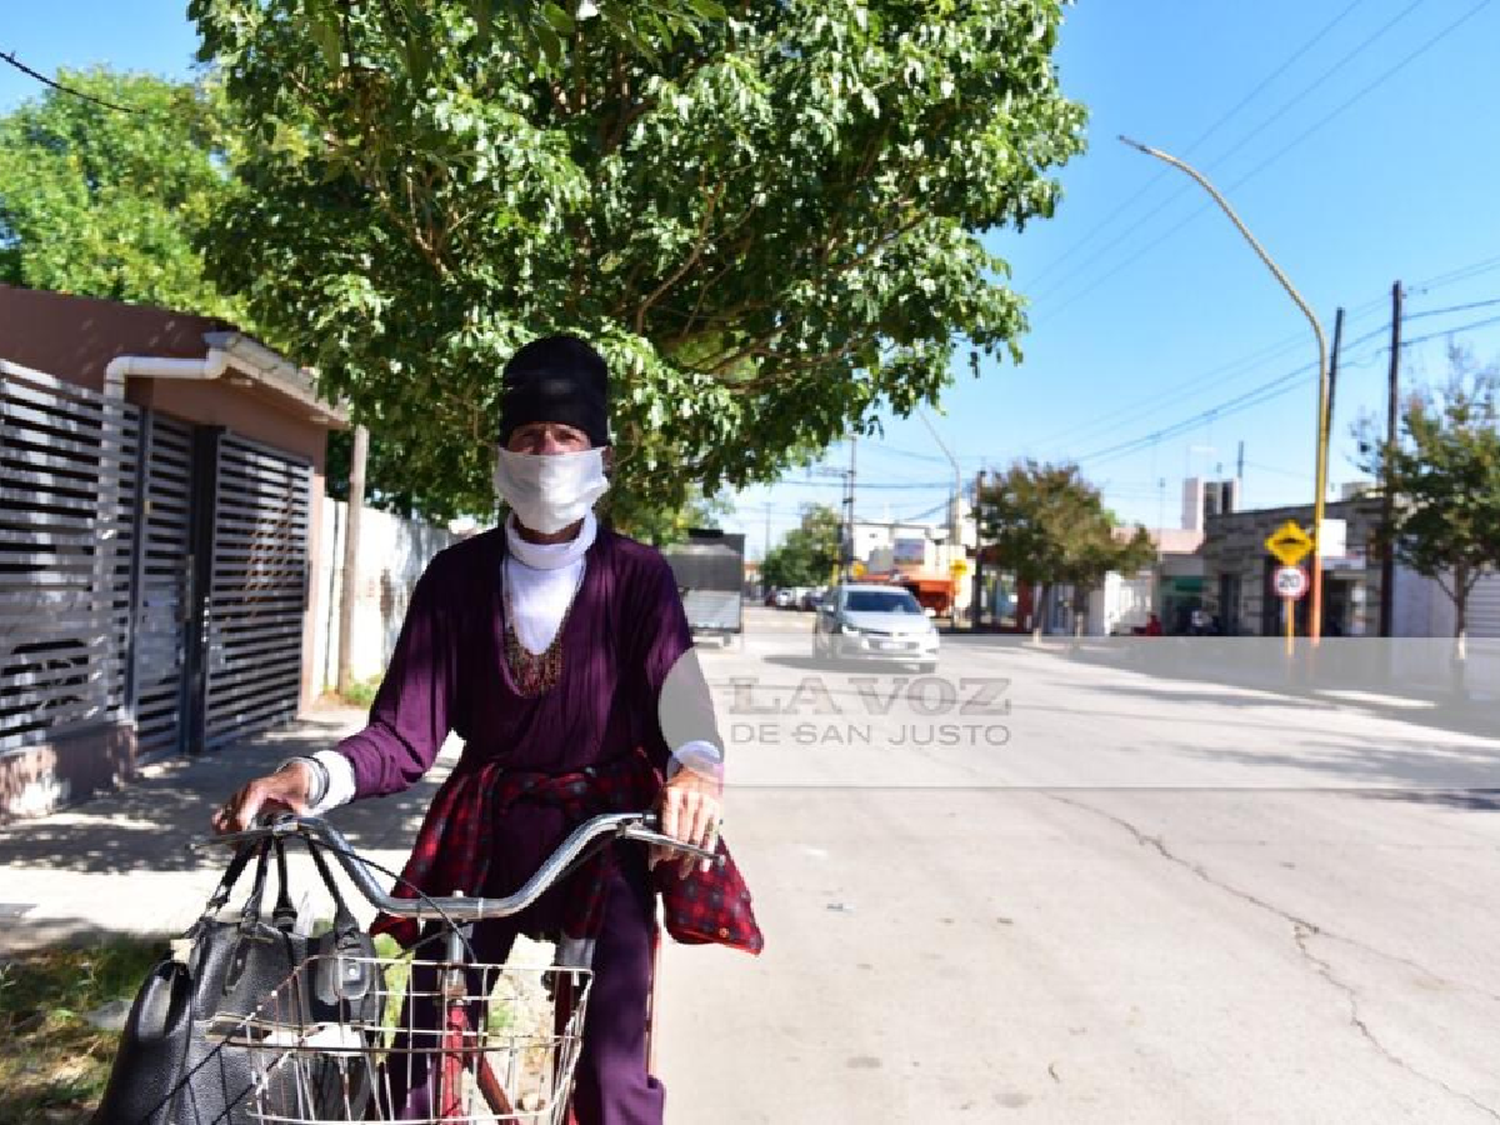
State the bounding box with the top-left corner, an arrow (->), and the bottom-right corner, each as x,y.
505,421 -> 591,455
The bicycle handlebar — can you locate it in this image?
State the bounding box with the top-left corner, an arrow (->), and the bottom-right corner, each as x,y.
188,812 -> 720,923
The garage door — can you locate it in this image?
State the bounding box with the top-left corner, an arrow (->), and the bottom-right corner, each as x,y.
200,432 -> 311,750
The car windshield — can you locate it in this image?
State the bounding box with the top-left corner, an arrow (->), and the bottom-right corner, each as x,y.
844,590 -> 923,614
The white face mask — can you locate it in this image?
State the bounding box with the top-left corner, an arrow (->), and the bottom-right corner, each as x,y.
493,447 -> 609,534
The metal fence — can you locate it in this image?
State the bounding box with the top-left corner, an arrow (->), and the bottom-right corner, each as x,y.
0,361 -> 138,754
1,360 -> 312,768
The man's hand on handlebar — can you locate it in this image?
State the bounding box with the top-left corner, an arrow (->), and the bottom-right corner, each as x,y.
651,767 -> 722,878
212,762 -> 312,834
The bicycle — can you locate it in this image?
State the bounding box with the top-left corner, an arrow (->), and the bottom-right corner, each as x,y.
193,811 -> 717,1123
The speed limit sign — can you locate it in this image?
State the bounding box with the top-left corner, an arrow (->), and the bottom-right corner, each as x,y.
1274,565 -> 1309,601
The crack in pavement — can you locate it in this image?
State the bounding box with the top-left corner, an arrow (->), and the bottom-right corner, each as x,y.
1046,793 -> 1500,1122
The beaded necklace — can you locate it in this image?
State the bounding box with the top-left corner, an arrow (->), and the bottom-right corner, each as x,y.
501,555 -> 586,697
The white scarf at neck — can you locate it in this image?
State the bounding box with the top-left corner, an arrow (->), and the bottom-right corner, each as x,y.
505,509 -> 597,571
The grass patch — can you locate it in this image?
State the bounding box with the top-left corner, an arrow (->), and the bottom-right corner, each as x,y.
338,676 -> 382,709
0,937 -> 170,1125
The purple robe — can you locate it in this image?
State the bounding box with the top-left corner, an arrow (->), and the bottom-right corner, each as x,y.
334,523 -> 761,1123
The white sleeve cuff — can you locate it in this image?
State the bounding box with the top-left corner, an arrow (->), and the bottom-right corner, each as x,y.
308,750 -> 358,815
666,739 -> 724,782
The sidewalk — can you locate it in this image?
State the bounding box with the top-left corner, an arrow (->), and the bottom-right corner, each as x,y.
0,703 -> 456,955
1019,635 -> 1500,740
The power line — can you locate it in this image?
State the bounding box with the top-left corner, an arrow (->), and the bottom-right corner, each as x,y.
1033,1 -> 1486,324
1074,308 -> 1500,471
781,478 -> 955,491
1025,0 -> 1370,291
1032,0 -> 1424,309
1219,0 -> 1493,197
0,51 -> 143,114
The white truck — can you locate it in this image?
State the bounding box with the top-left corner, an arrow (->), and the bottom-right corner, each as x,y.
661,529 -> 745,644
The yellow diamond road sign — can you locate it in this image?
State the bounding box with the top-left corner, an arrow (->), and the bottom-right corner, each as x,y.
1265,520 -> 1314,566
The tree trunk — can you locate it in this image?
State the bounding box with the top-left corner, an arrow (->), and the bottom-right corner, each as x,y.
1031,583 -> 1047,644
336,424 -> 369,699
1452,573 -> 1469,700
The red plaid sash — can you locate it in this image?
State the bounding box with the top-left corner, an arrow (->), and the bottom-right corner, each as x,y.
371,747 -> 762,956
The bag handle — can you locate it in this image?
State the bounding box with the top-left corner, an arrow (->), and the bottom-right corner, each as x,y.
238,842 -> 274,933
305,840 -> 361,940
271,840 -> 299,931
185,839 -> 266,940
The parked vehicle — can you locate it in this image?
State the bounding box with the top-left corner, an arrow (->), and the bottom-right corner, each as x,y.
661,530 -> 745,643
811,583 -> 940,671
773,587 -> 796,608
798,586 -> 827,611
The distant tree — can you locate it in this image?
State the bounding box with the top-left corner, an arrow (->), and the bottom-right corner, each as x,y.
193,0 -> 1086,522
604,485 -> 732,546
1357,345 -> 1500,687
979,460 -> 1155,638
763,504 -> 842,589
0,68 -> 243,320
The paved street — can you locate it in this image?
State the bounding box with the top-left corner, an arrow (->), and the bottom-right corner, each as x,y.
3,608 -> 1499,1122
657,607 -> 1500,1123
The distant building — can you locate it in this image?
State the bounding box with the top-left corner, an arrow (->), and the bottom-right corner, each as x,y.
1200,497 -> 1383,637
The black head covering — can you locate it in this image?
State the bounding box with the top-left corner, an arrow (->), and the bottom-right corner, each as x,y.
497,334 -> 610,448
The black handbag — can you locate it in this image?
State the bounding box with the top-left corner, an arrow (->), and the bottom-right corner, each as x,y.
93,835 -> 382,1124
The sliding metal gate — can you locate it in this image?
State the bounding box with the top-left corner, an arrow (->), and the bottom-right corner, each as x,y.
197,431 -> 311,751
2,359 -> 311,767
131,414 -> 194,761
0,363 -> 138,754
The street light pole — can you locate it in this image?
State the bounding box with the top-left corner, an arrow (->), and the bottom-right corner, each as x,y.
1119,136 -> 1332,643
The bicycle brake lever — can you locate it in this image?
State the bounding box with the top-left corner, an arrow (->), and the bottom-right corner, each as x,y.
616,823 -> 723,865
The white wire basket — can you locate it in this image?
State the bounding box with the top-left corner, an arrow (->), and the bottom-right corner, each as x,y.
213,953 -> 593,1124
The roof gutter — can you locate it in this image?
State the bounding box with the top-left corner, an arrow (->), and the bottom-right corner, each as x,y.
102,336 -> 348,428
104,350 -> 231,400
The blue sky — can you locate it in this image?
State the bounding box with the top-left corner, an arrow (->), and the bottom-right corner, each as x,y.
5,3 -> 1499,555
740,0 -> 1500,555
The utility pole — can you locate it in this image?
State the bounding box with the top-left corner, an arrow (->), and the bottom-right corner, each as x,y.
336,423 -> 368,698
971,469 -> 986,630
1327,308 -> 1345,458
1380,282 -> 1402,637
849,436 -> 857,581
1315,307 -> 1345,636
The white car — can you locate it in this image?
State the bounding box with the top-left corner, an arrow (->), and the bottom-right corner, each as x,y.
811,584 -> 939,672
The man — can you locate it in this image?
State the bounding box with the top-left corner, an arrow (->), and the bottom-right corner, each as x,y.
214,335 -> 762,1123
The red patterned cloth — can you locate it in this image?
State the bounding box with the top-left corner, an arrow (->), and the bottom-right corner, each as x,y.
371,745 -> 762,955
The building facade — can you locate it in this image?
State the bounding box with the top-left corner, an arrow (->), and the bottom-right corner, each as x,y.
1200,497 -> 1385,637
0,286 -> 346,821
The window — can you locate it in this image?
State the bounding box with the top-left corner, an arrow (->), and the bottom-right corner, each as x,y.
844,590 -> 923,614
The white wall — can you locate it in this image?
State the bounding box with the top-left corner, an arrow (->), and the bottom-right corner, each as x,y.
309,500 -> 458,694
1389,566 -> 1500,699
1088,571 -> 1155,636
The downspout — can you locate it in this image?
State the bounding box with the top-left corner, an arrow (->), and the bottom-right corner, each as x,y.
103,349 -> 229,753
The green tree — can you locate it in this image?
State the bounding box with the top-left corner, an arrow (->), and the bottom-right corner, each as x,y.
1358,346 -> 1500,682
979,460 -> 1155,638
762,504 -> 842,589
193,0 -> 1086,523
605,485 -> 732,546
0,69 -> 243,319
